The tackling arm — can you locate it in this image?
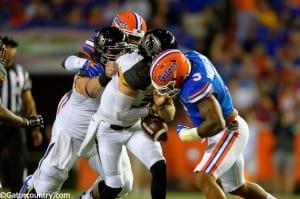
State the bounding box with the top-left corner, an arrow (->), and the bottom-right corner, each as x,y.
177,95 -> 225,141
74,60 -> 116,98
74,75 -> 105,98
196,95 -> 226,138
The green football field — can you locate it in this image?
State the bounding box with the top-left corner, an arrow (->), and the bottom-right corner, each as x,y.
58,189 -> 299,199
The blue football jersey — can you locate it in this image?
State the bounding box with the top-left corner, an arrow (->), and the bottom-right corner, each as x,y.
178,50 -> 235,127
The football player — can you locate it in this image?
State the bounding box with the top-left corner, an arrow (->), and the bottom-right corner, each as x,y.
20,11 -> 148,199
18,27 -> 132,199
0,37 -> 43,128
77,28 -> 178,199
62,11 -> 147,75
68,11 -> 148,199
150,49 -> 277,199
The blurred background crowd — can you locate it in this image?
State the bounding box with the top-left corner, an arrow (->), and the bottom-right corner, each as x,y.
0,0 -> 299,196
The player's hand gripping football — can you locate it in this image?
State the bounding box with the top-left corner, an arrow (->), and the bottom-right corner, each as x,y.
22,114 -> 44,128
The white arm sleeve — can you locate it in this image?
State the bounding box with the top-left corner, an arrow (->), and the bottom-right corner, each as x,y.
63,55 -> 88,71
113,90 -> 149,121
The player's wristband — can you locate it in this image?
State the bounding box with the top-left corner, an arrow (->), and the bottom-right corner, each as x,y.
178,127 -> 202,141
98,75 -> 111,87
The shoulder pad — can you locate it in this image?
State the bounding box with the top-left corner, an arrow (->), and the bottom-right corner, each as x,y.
117,52 -> 152,90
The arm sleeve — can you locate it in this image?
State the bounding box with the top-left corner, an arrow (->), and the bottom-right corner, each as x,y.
63,55 -> 88,71
113,90 -> 149,121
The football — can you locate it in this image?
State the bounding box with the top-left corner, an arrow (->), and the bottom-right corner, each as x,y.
141,114 -> 168,142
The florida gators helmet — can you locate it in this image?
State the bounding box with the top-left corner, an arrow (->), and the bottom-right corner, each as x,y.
150,49 -> 191,98
112,11 -> 147,47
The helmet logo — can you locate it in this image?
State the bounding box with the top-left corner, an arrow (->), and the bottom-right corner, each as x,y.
158,61 -> 177,83
113,18 -> 128,29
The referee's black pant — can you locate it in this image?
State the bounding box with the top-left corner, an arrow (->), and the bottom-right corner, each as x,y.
0,126 -> 27,193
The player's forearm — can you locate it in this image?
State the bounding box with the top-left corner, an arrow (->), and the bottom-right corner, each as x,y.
197,118 -> 226,138
75,75 -> 111,98
85,77 -> 105,98
196,95 -> 226,138
0,104 -> 24,126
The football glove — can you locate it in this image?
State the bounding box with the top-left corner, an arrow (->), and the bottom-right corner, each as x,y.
22,114 -> 44,128
82,60 -> 104,78
177,123 -> 202,142
227,120 -> 239,131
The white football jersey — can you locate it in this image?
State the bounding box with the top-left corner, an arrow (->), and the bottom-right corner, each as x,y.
53,77 -> 100,140
95,51 -> 153,126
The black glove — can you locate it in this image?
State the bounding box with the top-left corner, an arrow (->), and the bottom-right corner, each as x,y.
22,114 -> 44,128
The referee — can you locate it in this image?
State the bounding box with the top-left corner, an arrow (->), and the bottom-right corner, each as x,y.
0,36 -> 43,193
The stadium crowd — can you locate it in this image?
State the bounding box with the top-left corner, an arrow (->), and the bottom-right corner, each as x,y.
0,0 -> 299,194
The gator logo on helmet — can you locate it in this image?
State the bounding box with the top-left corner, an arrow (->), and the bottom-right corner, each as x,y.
113,17 -> 128,29
157,61 -> 177,83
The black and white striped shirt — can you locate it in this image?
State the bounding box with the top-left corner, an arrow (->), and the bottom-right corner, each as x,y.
0,63 -> 32,115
